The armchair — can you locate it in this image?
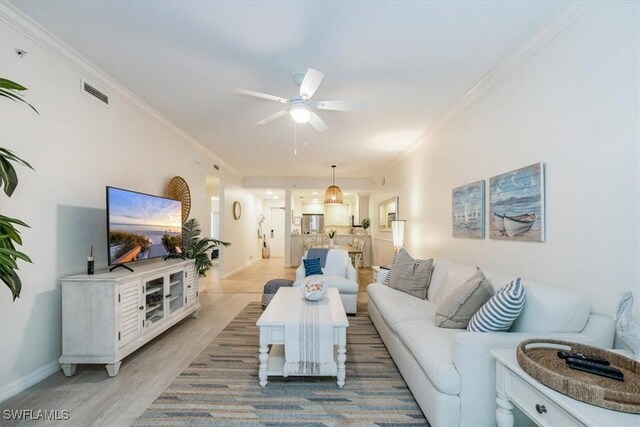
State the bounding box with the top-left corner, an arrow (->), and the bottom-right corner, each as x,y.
295,249 -> 359,314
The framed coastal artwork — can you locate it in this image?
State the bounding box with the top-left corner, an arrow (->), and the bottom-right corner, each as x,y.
452,180 -> 485,239
489,163 -> 545,242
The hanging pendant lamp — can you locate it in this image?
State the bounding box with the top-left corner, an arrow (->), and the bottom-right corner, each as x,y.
324,164 -> 344,205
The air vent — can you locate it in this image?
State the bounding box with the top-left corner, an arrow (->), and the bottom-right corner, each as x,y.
82,80 -> 109,106
213,164 -> 220,171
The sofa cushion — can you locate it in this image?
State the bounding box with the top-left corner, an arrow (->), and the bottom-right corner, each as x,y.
388,249 -> 434,299
298,275 -> 359,294
383,253 -> 398,285
435,269 -> 493,329
468,278 -> 525,332
396,319 -> 461,395
367,283 -> 436,332
432,263 -> 479,305
303,258 -> 323,276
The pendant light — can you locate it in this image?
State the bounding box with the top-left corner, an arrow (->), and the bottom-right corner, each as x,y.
324,164 -> 344,205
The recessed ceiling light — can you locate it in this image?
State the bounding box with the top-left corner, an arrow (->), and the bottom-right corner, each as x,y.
273,196 -> 279,199
266,190 -> 273,195
312,192 -> 318,195
313,198 -> 318,202
344,192 -> 350,196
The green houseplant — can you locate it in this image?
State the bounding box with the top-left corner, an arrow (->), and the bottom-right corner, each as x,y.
361,218 -> 371,231
0,78 -> 37,300
165,218 -> 230,277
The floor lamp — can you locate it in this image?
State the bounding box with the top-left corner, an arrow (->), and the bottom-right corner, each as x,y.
391,220 -> 406,254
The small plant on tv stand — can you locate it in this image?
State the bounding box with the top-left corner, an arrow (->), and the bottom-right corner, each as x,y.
164,218 -> 230,277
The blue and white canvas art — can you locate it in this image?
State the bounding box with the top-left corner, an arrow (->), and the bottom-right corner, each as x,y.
489,163 -> 545,242
452,180 -> 485,239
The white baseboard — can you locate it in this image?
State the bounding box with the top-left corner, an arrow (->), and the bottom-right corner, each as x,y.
0,361 -> 60,403
221,257 -> 261,279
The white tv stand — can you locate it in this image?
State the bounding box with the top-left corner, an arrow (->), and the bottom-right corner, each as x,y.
59,258 -> 199,377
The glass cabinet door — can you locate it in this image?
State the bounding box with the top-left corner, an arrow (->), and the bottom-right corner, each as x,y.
168,270 -> 185,314
144,276 -> 165,327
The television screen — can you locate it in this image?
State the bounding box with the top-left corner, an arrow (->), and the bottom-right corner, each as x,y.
107,186 -> 182,266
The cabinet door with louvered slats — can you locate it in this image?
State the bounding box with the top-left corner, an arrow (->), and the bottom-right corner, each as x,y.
118,281 -> 143,348
186,263 -> 198,307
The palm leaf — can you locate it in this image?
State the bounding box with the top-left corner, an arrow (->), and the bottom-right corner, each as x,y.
179,218 -> 231,276
0,78 -> 38,114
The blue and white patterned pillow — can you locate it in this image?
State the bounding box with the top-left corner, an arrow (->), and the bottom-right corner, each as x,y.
468,278 -> 525,332
303,258 -> 323,277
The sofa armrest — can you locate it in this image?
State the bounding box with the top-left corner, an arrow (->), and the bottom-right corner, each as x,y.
295,264 -> 305,281
346,263 -> 357,282
375,268 -> 389,284
453,314 -> 615,427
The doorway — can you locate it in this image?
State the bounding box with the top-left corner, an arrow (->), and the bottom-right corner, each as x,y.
206,175 -> 221,288
269,207 -> 285,257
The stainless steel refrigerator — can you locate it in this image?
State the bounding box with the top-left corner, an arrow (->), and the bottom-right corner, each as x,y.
302,214 -> 324,234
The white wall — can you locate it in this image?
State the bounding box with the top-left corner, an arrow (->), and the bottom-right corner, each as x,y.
372,1 -> 640,318
0,8 -> 243,400
219,175 -> 263,277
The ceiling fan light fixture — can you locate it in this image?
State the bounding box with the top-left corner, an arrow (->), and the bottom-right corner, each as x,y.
324,164 -> 344,205
289,105 -> 311,124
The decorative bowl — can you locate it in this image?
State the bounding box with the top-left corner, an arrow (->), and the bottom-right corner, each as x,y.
300,280 -> 327,301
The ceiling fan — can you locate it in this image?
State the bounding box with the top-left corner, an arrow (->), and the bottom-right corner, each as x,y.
235,68 -> 362,133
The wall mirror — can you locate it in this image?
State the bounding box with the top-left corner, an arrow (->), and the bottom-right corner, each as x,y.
378,196 -> 399,232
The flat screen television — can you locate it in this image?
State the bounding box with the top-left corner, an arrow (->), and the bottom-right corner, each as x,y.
106,186 -> 182,268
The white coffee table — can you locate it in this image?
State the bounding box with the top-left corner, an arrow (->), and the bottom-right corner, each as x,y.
492,349 -> 640,427
256,287 -> 349,387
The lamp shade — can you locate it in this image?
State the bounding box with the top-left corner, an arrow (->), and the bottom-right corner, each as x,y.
324,164 -> 343,205
391,220 -> 406,252
289,105 -> 311,124
324,185 -> 343,205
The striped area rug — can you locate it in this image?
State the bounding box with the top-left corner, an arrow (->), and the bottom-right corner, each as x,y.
134,302 -> 429,426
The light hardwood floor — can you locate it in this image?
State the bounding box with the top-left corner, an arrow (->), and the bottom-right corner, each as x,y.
1,258 -> 372,426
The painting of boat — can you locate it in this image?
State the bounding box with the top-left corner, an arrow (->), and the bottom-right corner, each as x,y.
452,180 -> 485,239
503,213 -> 536,236
493,212 -> 505,233
489,163 -> 545,242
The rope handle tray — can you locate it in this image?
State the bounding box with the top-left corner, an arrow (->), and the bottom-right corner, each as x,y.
516,339 -> 640,414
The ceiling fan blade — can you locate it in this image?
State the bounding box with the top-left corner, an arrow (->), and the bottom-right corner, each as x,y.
308,112 -> 328,133
235,88 -> 288,104
257,109 -> 289,125
299,68 -> 324,99
314,100 -> 364,111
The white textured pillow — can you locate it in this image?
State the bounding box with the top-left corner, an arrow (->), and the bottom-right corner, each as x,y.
468,278 -> 525,332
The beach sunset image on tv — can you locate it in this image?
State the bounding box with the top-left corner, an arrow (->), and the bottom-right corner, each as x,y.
107,187 -> 182,265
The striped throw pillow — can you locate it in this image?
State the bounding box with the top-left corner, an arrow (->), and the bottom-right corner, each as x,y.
383,254 -> 398,285
467,278 -> 525,332
303,258 -> 323,277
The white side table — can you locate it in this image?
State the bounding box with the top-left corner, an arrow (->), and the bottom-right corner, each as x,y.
492,349 -> 640,427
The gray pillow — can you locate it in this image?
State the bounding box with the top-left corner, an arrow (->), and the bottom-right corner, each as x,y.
387,249 -> 433,299
434,268 -> 493,329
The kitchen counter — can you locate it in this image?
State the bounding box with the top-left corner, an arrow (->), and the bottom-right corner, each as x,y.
290,234 -> 372,267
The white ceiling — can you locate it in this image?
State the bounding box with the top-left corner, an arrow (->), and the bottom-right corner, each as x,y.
12,0 -> 572,177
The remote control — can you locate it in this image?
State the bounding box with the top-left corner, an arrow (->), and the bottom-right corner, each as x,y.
557,351 -> 610,365
566,358 -> 624,381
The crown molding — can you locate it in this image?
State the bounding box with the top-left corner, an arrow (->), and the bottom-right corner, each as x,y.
378,0 -> 596,175
0,1 -> 241,178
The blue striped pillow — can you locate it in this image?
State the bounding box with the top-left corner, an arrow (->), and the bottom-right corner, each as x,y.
303,258 -> 323,277
467,278 -> 525,332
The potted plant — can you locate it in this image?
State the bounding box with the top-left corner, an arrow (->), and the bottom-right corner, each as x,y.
165,218 -> 230,277
327,228 -> 337,248
0,78 -> 37,300
361,218 -> 371,234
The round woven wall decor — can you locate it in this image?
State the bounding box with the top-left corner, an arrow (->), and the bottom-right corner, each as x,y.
164,176 -> 191,224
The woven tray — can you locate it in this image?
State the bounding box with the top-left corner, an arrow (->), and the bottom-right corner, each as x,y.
517,339 -> 640,414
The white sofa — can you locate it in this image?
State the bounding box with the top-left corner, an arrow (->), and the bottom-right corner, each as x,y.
368,258 -> 615,427
295,249 -> 359,314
